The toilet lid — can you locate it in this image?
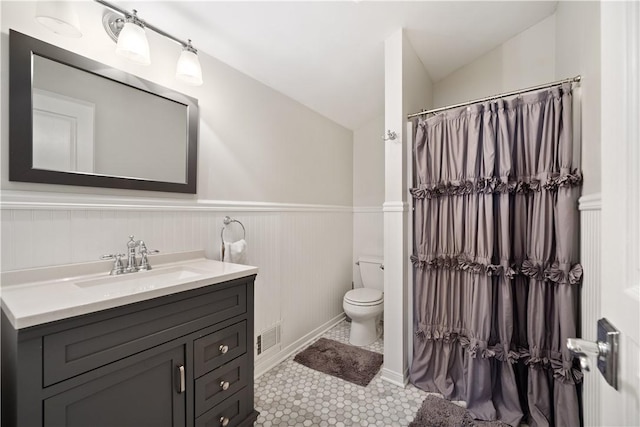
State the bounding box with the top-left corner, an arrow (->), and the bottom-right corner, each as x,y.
344,288 -> 383,306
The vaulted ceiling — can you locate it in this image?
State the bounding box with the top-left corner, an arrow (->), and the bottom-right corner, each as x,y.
114,1 -> 558,130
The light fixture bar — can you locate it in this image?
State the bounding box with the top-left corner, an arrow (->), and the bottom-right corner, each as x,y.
95,0 -> 192,49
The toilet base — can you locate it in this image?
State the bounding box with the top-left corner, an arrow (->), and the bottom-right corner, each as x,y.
349,316 -> 381,347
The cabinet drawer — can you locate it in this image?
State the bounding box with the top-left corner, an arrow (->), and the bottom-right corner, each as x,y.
195,354 -> 250,417
194,321 -> 246,378
43,284 -> 246,386
195,387 -> 253,427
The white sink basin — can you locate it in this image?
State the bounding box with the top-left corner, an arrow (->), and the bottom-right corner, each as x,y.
74,266 -> 207,297
1,253 -> 259,329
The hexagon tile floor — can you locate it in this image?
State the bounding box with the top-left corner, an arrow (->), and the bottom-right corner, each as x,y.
254,320 -> 432,427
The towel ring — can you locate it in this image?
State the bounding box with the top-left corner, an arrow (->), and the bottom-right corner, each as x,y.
220,216 -> 246,242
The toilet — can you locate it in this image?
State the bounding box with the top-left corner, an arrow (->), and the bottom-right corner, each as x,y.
343,256 -> 384,346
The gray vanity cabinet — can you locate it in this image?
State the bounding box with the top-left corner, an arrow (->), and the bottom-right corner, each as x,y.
1,274 -> 259,427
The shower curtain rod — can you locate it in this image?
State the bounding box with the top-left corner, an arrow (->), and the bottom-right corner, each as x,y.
407,75 -> 581,119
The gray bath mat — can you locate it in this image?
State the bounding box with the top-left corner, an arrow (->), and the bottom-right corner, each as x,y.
293,338 -> 383,386
410,395 -> 512,427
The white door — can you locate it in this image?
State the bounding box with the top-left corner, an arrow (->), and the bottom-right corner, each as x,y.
32,89 -> 95,174
599,1 -> 640,425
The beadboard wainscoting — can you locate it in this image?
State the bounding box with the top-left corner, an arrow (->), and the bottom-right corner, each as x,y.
579,193 -> 601,427
1,191 -> 353,379
353,206 -> 384,288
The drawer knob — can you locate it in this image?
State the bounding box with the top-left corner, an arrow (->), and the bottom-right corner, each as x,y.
220,380 -> 230,390
219,344 -> 229,354
220,416 -> 230,426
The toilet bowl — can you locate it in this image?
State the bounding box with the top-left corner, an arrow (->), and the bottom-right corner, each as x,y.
343,256 -> 384,346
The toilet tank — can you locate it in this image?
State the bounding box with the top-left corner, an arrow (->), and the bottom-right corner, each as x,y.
358,256 -> 384,291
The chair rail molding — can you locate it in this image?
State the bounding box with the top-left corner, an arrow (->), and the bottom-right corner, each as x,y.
579,193 -> 602,211
382,201 -> 409,212
353,206 -> 384,213
0,191 -> 353,213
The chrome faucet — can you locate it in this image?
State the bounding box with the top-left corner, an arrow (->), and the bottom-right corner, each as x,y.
125,236 -> 139,273
101,236 -> 159,275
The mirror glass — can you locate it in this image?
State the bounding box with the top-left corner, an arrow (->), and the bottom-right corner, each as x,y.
32,55 -> 188,183
10,30 -> 198,193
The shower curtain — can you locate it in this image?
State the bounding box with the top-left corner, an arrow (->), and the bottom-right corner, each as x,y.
409,85 -> 583,427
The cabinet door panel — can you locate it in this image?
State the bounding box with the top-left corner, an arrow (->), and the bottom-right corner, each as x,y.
44,345 -> 185,427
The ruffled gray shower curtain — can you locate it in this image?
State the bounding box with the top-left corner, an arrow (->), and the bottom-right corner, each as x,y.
409,85 -> 583,427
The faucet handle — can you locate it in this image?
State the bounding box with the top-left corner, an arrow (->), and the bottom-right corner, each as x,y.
101,253 -> 125,275
138,241 -> 159,271
100,253 -> 124,260
138,241 -> 160,255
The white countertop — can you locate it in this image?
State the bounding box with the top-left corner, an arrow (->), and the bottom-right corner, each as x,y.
1,251 -> 258,330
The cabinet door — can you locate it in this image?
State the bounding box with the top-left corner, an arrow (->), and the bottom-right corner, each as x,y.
44,344 -> 186,427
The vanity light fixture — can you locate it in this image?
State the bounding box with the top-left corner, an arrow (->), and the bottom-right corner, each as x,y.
114,10 -> 151,65
97,0 -> 203,85
176,40 -> 203,86
35,1 -> 82,38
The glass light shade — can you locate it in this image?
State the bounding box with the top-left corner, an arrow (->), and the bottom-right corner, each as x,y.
176,49 -> 203,86
116,21 -> 151,65
35,1 -> 82,38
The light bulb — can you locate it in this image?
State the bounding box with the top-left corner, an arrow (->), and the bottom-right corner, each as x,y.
176,41 -> 203,86
115,11 -> 150,65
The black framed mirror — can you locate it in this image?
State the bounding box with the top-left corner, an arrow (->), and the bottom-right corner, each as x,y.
9,29 -> 198,194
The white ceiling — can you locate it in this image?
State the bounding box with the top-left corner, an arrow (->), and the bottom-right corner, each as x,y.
114,1 -> 558,130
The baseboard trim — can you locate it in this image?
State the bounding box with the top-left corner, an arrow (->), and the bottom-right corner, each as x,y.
380,367 -> 409,388
254,313 -> 346,379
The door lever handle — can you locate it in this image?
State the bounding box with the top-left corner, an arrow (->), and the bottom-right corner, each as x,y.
566,338 -> 609,372
566,318 -> 619,389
